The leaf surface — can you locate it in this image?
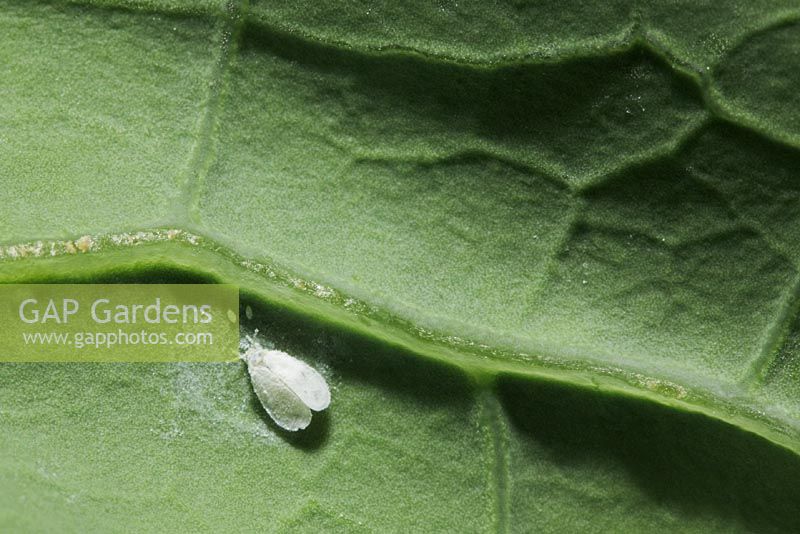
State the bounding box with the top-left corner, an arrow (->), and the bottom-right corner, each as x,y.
2,1 -> 800,531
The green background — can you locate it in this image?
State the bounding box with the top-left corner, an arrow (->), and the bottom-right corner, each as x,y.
1,0 -> 800,531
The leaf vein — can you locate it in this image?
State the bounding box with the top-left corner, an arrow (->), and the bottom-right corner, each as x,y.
178,0 -> 248,225
479,391 -> 510,534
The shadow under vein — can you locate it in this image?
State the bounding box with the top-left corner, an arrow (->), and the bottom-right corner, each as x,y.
498,375 -> 800,532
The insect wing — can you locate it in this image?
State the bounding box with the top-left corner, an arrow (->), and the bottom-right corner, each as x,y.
261,350 -> 331,411
247,359 -> 312,431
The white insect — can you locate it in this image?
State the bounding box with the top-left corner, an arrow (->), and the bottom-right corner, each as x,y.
244,347 -> 330,431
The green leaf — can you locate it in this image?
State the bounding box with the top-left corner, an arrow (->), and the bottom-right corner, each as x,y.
2,0 -> 800,531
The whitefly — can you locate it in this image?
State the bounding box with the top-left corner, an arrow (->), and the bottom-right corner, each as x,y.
242,344 -> 330,432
